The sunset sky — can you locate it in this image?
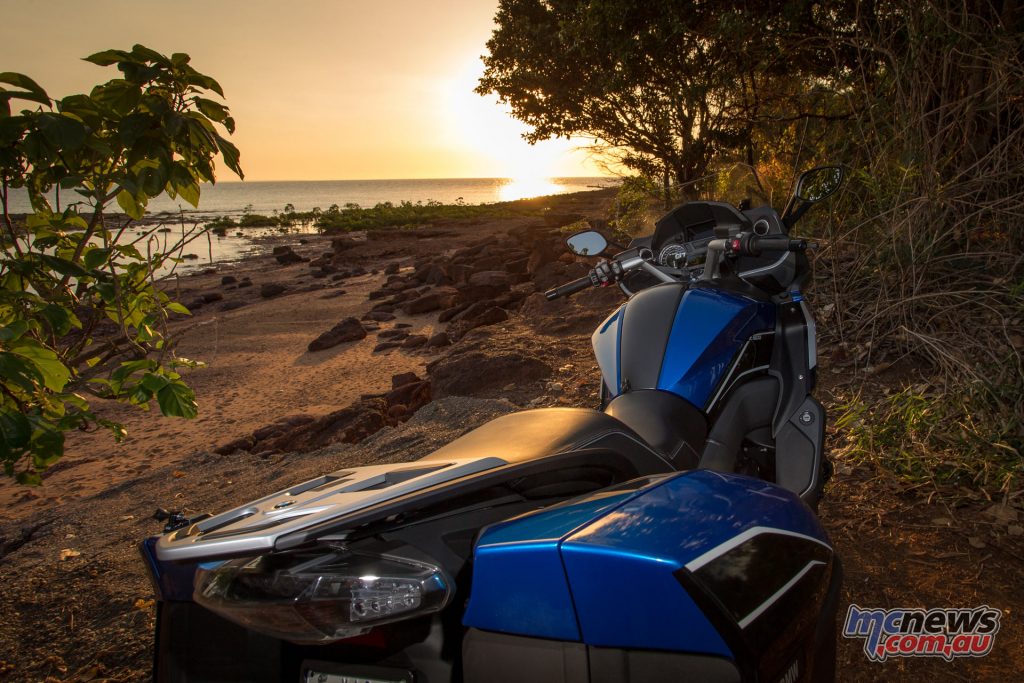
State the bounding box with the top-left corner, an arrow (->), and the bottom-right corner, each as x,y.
0,0 -> 606,181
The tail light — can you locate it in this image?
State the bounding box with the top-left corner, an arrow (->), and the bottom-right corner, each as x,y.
193,547 -> 452,644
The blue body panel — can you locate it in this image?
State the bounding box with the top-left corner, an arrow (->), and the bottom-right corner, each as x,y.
464,470 -> 829,656
657,287 -> 775,406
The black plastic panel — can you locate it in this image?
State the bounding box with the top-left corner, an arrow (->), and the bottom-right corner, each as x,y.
618,283 -> 686,390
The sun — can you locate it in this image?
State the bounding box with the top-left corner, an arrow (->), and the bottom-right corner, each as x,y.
441,59 -> 583,180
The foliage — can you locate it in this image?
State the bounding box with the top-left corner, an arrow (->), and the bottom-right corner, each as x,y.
313,199 -> 531,233
0,45 -> 242,483
607,175 -> 659,237
478,0 -> 848,196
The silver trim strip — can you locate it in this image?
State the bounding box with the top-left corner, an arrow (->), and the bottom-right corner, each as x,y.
738,560 -> 826,628
684,525 -> 832,572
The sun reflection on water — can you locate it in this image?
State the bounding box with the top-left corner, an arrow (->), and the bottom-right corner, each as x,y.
497,177 -> 567,202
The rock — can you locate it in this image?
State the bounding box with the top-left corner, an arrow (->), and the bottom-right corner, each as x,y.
373,341 -> 403,353
392,372 -> 421,388
362,310 -> 397,322
388,404 -> 408,420
330,236 -> 359,254
260,282 -> 287,298
200,292 -> 223,304
527,241 -> 556,274
274,246 -> 306,265
402,334 -> 428,348
468,271 -> 511,289
428,351 -> 550,398
439,302 -> 473,322
320,289 -> 348,300
237,278 -> 253,288
395,323 -> 413,329
384,262 -> 400,275
402,288 -> 457,315
412,262 -> 448,285
219,300 -> 247,311
385,377 -> 431,408
257,399 -> 389,453
185,298 -> 205,310
427,332 -> 451,347
308,317 -> 367,351
252,414 -> 317,441
221,275 -> 237,285
379,329 -> 410,340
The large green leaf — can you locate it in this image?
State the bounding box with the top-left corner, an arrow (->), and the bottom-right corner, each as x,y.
156,381 -> 197,418
83,49 -> 131,66
9,342 -> 70,392
116,189 -> 145,219
215,134 -> 243,179
0,352 -> 43,394
0,409 -> 32,452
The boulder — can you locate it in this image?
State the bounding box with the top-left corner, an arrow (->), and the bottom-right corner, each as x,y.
468,271 -> 511,289
428,351 -> 550,398
362,310 -> 396,322
307,317 -> 367,351
402,288 -> 456,315
402,334 -> 428,348
274,246 -> 306,265
221,275 -> 237,285
384,262 -> 400,275
426,331 -> 451,347
260,282 -> 287,298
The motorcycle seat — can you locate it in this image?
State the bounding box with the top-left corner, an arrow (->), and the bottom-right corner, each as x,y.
603,390 -> 707,468
420,407 -> 672,473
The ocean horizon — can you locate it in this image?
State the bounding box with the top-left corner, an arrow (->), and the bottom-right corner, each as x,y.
4,177 -> 620,216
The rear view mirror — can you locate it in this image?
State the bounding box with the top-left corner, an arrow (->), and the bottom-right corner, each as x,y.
565,230 -> 608,256
795,166 -> 844,203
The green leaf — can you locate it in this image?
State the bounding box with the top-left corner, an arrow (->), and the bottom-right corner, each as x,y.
36,112 -> 87,150
39,304 -> 81,336
0,353 -> 44,394
194,97 -> 228,122
166,302 -> 191,315
140,372 -> 170,393
9,342 -> 70,392
0,409 -> 32,451
116,189 -> 145,219
0,320 -> 31,342
214,134 -> 244,179
83,247 -> 112,271
0,72 -> 48,99
90,79 -> 141,116
83,50 -> 131,67
156,381 -> 197,418
39,254 -> 90,278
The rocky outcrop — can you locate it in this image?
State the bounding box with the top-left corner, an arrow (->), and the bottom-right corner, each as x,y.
215,372 -> 432,455
308,317 -> 367,351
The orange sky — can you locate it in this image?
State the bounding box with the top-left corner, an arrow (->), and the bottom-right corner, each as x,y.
0,0 -> 606,181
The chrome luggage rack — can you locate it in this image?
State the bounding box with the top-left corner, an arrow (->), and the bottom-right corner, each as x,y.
155,456 -> 506,562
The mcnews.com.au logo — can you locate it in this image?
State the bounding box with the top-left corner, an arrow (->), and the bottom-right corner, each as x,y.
843,605 -> 1002,661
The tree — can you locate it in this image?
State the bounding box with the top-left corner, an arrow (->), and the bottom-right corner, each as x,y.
0,45 -> 243,483
478,0 -> 851,199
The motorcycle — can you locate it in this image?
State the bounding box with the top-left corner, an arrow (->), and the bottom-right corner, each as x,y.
140,166 -> 845,683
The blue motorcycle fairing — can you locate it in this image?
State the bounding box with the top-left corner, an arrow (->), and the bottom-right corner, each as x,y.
657,287 -> 775,407
463,470 -> 831,659
595,285 -> 774,407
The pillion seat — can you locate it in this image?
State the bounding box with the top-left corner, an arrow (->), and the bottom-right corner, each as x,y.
420,405 -> 698,473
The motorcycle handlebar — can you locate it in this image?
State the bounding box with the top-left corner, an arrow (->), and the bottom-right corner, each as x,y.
544,275 -> 594,300
733,235 -> 809,257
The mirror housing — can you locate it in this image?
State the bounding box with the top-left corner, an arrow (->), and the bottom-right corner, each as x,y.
565,230 -> 608,257
795,166 -> 844,203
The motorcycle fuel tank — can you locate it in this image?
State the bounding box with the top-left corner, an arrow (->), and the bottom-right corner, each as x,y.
593,283 -> 775,407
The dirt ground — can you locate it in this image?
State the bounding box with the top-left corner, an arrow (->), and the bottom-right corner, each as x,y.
0,189 -> 1021,682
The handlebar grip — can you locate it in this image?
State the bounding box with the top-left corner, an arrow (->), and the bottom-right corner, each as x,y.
544,274 -> 594,300
744,235 -> 808,256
